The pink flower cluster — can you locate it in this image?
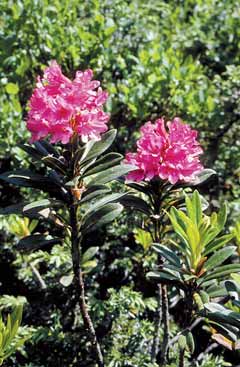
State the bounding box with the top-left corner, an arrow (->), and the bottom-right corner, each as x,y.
27,61 -> 109,144
125,118 -> 203,184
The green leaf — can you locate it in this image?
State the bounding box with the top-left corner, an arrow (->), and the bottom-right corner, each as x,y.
199,264 -> 240,284
168,207 -> 189,245
21,144 -> 43,160
120,194 -> 152,215
80,185 -> 111,204
204,303 -> 240,328
84,192 -> 128,216
204,246 -> 236,271
189,169 -> 216,185
134,229 -> 152,251
41,156 -> 67,175
23,199 -> 62,218
35,141 -> 59,157
82,203 -> 123,234
192,190 -> 202,226
210,322 -> 239,343
203,234 -> 234,256
60,274 -> 74,287
82,152 -> 123,177
206,283 -> 228,298
186,331 -> 195,353
5,83 -> 19,95
17,235 -> 61,252
82,260 -> 98,272
80,130 -> 117,164
152,244 -> 181,267
178,335 -> 187,350
0,202 -> 28,215
147,270 -> 186,290
0,170 -> 59,192
88,164 -> 135,186
127,182 -> 151,196
81,247 -> 99,263
217,203 -> 227,232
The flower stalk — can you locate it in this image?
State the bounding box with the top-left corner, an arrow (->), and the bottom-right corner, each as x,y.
151,284 -> 162,362
179,348 -> 185,367
151,213 -> 170,366
160,284 -> 170,365
70,203 -> 104,367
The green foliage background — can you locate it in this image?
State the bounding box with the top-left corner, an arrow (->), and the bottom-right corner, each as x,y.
0,0 -> 239,366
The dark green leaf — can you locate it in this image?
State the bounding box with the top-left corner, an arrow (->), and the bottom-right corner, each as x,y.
80,185 -> 111,204
23,199 -> 62,218
80,130 -> 117,164
21,144 -> 43,160
152,243 -> 181,267
82,153 -> 123,177
35,140 -> 59,157
119,194 -> 152,215
41,156 -> 67,175
203,234 -> 234,256
199,264 -> 240,284
0,202 -> 28,215
84,193 -> 128,216
17,235 -> 61,252
204,246 -> 236,271
82,203 -> 123,234
88,164 -> 136,186
0,170 -> 58,192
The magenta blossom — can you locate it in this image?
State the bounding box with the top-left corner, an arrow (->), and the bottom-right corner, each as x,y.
124,118 -> 203,184
27,61 -> 110,144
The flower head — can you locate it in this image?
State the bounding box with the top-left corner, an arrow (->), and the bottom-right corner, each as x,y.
27,61 -> 109,144
124,118 -> 203,184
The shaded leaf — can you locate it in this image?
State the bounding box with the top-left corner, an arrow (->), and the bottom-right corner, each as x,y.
82,152 -> 123,177
82,203 -> 123,234
88,164 -> 135,186
17,235 -> 61,252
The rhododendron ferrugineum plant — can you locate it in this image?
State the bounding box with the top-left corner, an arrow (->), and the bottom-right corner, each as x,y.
125,117 -> 203,184
27,61 -> 109,144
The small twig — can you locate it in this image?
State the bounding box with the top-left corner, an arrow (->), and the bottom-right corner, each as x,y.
29,262 -> 47,290
196,342 -> 218,362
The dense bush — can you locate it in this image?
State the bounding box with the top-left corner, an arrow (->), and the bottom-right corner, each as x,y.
0,0 -> 239,366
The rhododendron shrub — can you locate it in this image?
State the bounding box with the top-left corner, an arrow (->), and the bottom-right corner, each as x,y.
27,61 -> 109,144
125,117 -> 203,184
0,62 -> 135,367
124,117 -> 217,365
0,60 -> 229,367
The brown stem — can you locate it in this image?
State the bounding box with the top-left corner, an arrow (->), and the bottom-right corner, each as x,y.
70,205 -> 104,367
160,284 -> 170,366
151,284 -> 162,362
179,348 -> 185,367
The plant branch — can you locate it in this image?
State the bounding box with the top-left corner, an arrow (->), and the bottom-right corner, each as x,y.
29,262 -> 47,290
160,284 -> 170,366
70,204 -> 104,367
196,342 -> 218,362
179,348 -> 185,367
151,284 -> 162,362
